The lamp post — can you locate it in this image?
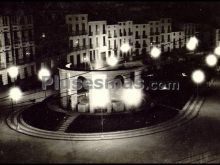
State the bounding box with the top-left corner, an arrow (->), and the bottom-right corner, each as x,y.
9,87 -> 22,111
120,43 -> 131,62
8,66 -> 19,85
38,67 -> 51,98
9,86 -> 22,131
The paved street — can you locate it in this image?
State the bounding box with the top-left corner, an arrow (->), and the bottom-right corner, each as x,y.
0,78 -> 220,163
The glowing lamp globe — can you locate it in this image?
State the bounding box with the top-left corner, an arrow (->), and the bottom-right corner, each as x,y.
150,47 -> 161,59
186,36 -> 198,51
120,43 -> 130,53
191,69 -> 205,84
205,54 -> 218,67
9,87 -> 22,102
8,66 -> 19,79
38,68 -> 51,81
107,55 -> 118,67
214,46 -> 220,56
121,86 -> 143,108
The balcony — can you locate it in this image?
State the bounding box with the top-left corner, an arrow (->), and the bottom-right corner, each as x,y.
135,44 -> 141,48
143,44 -> 147,47
114,34 -> 117,38
13,39 -> 20,44
89,44 -> 93,49
150,32 -> 154,35
69,30 -> 87,36
155,32 -> 160,35
135,35 -> 140,39
22,38 -> 28,43
108,35 -> 112,38
16,58 -> 34,65
70,45 -> 89,52
89,31 -> 93,36
0,63 -> 6,70
95,31 -> 100,35
143,35 -> 148,38
129,32 -> 133,36
5,40 -> 10,46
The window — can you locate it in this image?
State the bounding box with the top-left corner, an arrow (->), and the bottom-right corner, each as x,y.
103,24 -> 106,34
161,35 -> 164,42
150,27 -> 153,34
90,51 -> 93,61
103,36 -> 106,46
76,24 -> 79,32
168,35 -> 170,42
82,16 -> 85,20
83,38 -> 86,47
150,37 -> 153,42
75,17 -> 78,21
3,16 -> 8,26
82,23 -> 85,32
96,37 -> 98,47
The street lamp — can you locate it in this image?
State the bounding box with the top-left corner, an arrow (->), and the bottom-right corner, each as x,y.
38,67 -> 51,98
107,54 -> 118,67
214,46 -> 220,56
205,54 -> 218,67
9,87 -> 22,111
8,66 -> 19,83
186,36 -> 198,51
191,69 -> 205,84
150,46 -> 161,59
120,43 -> 130,53
121,85 -> 143,110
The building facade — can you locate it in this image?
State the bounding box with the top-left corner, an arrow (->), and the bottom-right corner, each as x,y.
65,15 -> 187,68
0,14 -> 36,85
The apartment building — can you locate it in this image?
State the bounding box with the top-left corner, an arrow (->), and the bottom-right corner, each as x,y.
0,14 -> 36,86
65,14 -> 190,69
215,29 -> 220,47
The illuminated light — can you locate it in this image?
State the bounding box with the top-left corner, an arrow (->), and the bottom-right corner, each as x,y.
186,36 -> 198,51
8,66 -> 19,79
161,86 -> 168,90
191,69 -> 205,84
9,87 -> 22,102
65,63 -> 72,68
38,68 -> 51,81
120,43 -> 130,53
205,54 -> 218,67
42,33 -> 46,38
214,46 -> 220,56
121,85 -> 143,108
89,74 -> 110,109
150,46 -> 161,59
107,55 -> 118,67
182,73 -> 187,77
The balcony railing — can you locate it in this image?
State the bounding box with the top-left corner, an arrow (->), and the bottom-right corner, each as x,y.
150,32 -> 154,35
155,32 -> 160,35
5,40 -> 10,46
95,31 -> 100,35
135,35 -> 140,39
89,44 -> 93,49
13,39 -> 20,44
135,44 -> 141,48
16,58 -> 34,65
129,32 -> 133,36
0,63 -> 6,70
89,32 -> 93,36
114,34 -> 117,38
70,45 -> 89,52
108,35 -> 112,38
143,35 -> 148,38
69,30 -> 87,36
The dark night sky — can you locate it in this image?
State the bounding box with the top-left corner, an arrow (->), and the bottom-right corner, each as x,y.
1,1 -> 220,25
